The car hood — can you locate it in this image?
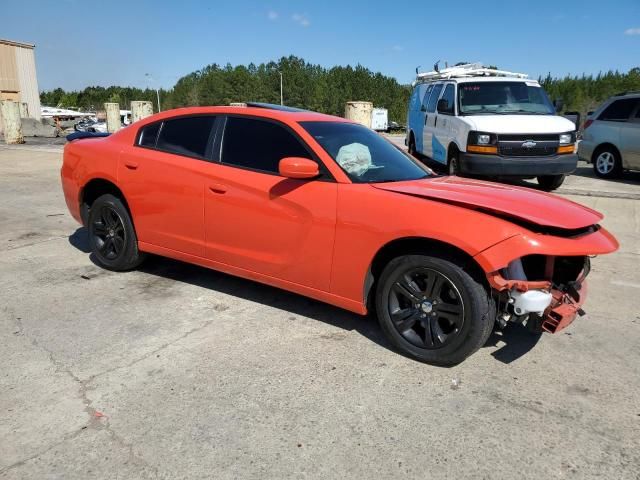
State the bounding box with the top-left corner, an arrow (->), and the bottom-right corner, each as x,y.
462,114 -> 576,134
372,177 -> 602,230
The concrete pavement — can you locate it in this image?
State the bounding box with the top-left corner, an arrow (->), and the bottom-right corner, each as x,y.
1,144 -> 638,479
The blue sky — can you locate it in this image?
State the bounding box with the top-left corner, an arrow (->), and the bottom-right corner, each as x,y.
3,0 -> 639,91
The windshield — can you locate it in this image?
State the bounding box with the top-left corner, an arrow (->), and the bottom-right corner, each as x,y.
458,81 -> 555,115
300,121 -> 431,183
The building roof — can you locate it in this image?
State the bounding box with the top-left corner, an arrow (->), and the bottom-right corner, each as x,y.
0,39 -> 35,49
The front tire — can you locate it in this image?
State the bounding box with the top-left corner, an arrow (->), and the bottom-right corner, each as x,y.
88,194 -> 145,271
375,254 -> 494,366
537,174 -> 565,191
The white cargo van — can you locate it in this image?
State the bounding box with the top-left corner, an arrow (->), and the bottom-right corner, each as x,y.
405,63 -> 578,191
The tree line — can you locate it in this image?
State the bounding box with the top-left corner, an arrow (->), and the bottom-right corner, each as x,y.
40,56 -> 640,123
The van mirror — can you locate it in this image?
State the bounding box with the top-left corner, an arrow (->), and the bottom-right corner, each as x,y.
437,98 -> 453,115
553,98 -> 564,113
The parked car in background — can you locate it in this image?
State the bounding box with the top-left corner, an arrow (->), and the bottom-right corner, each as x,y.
61,104 -> 617,365
406,63 -> 578,191
578,92 -> 640,178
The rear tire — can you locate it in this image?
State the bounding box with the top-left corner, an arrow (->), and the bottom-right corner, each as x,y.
375,254 -> 494,366
537,174 -> 565,191
408,133 -> 417,157
593,147 -> 622,179
88,194 -> 145,271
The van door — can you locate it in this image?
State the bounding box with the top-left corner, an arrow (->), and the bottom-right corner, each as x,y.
432,83 -> 456,164
422,83 -> 444,159
407,84 -> 427,153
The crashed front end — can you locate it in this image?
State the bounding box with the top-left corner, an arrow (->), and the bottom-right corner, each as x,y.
476,226 -> 618,334
487,255 -> 590,333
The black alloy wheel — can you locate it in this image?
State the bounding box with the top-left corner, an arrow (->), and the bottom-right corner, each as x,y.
88,194 -> 145,271
375,255 -> 494,365
388,267 -> 464,349
92,205 -> 126,261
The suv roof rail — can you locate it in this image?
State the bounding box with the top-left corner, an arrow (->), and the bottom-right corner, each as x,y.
414,62 -> 528,85
245,102 -> 309,113
613,91 -> 640,96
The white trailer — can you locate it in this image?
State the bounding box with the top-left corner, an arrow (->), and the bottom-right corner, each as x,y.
371,108 -> 388,131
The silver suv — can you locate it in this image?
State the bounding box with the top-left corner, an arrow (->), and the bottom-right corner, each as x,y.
578,92 -> 640,178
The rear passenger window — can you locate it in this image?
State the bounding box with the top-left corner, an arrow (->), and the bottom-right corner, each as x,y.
138,122 -> 160,148
156,116 -> 216,158
421,85 -> 434,111
427,84 -> 444,113
599,99 -> 637,122
222,117 -> 312,174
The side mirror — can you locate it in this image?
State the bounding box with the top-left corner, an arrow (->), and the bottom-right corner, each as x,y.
278,157 -> 320,179
553,98 -> 564,113
437,98 -> 452,114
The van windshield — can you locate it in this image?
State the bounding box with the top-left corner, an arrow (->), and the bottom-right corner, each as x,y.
300,121 -> 431,183
459,82 -> 555,115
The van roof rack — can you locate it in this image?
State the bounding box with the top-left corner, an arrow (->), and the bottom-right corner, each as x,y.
414,62 -> 528,85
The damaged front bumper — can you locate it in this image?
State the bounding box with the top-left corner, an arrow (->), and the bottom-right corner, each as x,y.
487,257 -> 590,334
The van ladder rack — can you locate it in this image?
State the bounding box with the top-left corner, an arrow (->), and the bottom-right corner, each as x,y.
414,62 -> 528,85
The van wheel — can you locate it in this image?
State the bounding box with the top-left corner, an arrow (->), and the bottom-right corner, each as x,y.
408,134 -> 417,157
593,147 -> 621,179
88,194 -> 146,271
537,174 -> 565,191
375,254 -> 494,366
448,154 -> 461,176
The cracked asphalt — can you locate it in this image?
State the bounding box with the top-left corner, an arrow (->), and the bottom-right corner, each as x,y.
1,142 -> 639,479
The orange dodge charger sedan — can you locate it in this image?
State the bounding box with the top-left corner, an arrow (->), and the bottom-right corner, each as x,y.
61,104 -> 618,365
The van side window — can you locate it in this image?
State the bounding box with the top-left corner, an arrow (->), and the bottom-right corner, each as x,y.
427,84 -> 444,113
409,87 -> 422,111
599,99 -> 637,122
438,84 -> 455,114
421,85 -> 434,111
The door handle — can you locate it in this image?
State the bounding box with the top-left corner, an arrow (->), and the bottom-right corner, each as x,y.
208,183 -> 227,194
424,115 -> 428,125
124,161 -> 138,170
434,116 -> 438,127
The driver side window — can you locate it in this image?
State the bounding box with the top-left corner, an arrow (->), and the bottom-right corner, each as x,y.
221,117 -> 314,174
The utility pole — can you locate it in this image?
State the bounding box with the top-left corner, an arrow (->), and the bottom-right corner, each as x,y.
145,73 -> 162,112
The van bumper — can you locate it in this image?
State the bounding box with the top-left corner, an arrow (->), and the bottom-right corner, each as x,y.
459,153 -> 578,176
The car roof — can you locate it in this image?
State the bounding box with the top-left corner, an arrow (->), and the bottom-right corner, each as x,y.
138,106 -> 351,124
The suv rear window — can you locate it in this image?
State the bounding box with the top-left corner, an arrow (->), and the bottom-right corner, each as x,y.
221,117 -> 312,173
599,99 -> 638,122
156,116 -> 216,158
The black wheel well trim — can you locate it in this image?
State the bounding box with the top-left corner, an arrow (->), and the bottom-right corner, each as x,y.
363,236 -> 487,312
79,178 -> 132,226
591,143 -> 621,162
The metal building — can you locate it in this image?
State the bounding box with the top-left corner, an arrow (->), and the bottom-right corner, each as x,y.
0,38 -> 41,120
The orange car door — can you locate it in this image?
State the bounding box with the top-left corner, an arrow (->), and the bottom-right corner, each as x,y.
203,116 -> 337,291
118,116 -> 217,257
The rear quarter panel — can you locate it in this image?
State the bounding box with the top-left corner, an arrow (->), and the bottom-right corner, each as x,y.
62,137 -> 121,224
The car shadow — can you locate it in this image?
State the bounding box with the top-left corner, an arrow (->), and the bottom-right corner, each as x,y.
570,161 -> 640,186
68,227 -> 541,365
483,325 -> 542,364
